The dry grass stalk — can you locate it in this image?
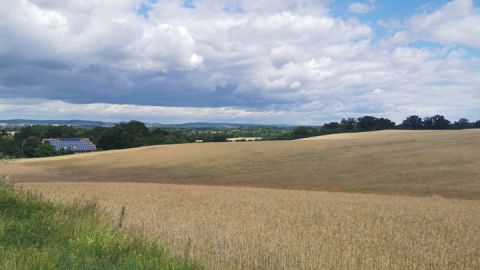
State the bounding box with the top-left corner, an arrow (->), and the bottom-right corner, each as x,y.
23,182 -> 480,270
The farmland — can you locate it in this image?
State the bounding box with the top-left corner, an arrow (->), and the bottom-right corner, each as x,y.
0,181 -> 201,270
2,129 -> 480,198
2,129 -> 480,269
20,182 -> 480,270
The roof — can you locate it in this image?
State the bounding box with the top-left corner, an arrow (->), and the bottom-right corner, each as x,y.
42,138 -> 97,152
226,137 -> 263,142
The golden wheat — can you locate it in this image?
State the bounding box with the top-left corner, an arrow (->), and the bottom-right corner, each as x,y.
23,182 -> 480,270
4,130 -> 480,269
2,129 -> 480,199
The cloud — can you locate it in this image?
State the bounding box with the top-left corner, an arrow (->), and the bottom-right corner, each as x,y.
348,2 -> 374,14
406,0 -> 480,49
0,0 -> 373,108
0,0 -> 479,124
0,0 -> 204,71
0,98 -> 288,124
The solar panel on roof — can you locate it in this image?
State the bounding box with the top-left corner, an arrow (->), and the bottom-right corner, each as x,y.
43,138 -> 97,152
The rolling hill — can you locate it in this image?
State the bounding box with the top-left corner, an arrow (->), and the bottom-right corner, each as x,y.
2,129 -> 480,199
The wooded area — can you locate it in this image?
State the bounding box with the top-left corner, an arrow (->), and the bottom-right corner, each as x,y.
1,115 -> 479,158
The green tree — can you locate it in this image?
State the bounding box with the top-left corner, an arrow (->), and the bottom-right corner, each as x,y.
122,120 -> 149,136
22,136 -> 42,158
357,116 -> 378,130
0,137 -> 20,157
357,116 -> 395,131
453,118 -> 471,129
44,125 -> 77,138
340,118 -> 357,130
33,143 -> 56,157
401,115 -> 423,129
98,127 -> 130,150
210,133 -> 227,142
292,126 -> 311,138
376,118 -> 396,129
14,126 -> 45,143
423,115 -> 451,129
323,122 -> 341,130
98,121 -> 151,149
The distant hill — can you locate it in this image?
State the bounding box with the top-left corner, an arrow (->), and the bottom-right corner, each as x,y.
148,122 -> 294,128
0,119 -> 293,128
0,119 -> 115,127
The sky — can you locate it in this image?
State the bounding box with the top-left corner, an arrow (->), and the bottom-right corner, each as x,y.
0,0 -> 479,124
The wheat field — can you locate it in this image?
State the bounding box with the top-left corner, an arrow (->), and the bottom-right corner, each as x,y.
20,182 -> 480,270
2,129 -> 480,198
2,130 -> 480,269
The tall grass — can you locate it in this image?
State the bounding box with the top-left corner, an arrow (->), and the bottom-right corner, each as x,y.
0,180 -> 203,270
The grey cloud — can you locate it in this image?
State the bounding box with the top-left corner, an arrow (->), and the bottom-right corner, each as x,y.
0,0 -> 479,124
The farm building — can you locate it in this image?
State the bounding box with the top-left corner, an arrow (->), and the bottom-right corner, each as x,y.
226,137 -> 263,142
42,138 -> 97,153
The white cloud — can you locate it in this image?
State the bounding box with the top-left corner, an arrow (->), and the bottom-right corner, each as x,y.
407,0 -> 480,49
348,2 -> 374,14
127,24 -> 204,71
0,0 -> 203,71
372,88 -> 383,95
0,98 -> 288,124
0,0 -> 479,124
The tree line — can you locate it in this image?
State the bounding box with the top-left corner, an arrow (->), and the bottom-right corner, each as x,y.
1,115 -> 479,159
0,121 -> 190,158
291,115 -> 480,138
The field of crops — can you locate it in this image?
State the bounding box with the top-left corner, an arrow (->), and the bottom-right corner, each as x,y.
2,130 -> 480,269
21,182 -> 480,270
2,129 -> 480,199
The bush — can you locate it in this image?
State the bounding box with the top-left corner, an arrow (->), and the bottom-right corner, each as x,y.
22,137 -> 42,158
33,144 -> 56,158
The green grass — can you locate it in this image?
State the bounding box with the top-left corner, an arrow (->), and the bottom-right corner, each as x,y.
0,180 -> 203,270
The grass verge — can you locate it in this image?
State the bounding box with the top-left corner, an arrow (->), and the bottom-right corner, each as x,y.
0,180 -> 203,270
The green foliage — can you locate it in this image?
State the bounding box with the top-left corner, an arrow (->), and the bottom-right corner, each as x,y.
0,137 -> 20,157
22,136 -> 42,158
98,121 -> 190,150
57,148 -> 74,156
1,114 -> 479,157
340,118 -> 357,130
292,126 -> 317,139
423,115 -> 451,130
357,116 -> 395,131
180,126 -> 294,142
1,121 -> 193,157
289,114 -> 478,139
14,126 -> 44,143
290,115 -> 396,139
401,115 -> 423,129
323,122 -> 341,130
44,125 -> 77,138
0,180 -> 202,270
33,144 -> 56,158
98,126 -> 131,150
452,118 -> 473,129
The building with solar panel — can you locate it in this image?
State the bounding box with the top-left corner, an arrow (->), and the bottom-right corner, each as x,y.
42,138 -> 97,153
